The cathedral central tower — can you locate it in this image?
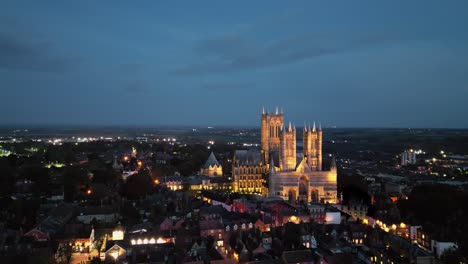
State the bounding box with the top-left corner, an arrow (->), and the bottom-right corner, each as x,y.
261,106 -> 284,162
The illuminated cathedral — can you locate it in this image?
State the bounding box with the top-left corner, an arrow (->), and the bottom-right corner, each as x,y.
233,107 -> 337,203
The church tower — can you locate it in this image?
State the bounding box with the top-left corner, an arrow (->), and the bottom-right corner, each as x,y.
261,107 -> 284,162
280,122 -> 296,171
303,122 -> 322,171
318,123 -> 323,171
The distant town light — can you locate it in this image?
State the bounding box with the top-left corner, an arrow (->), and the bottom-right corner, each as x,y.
86,189 -> 92,195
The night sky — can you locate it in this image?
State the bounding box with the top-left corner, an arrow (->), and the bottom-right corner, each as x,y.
1,1 -> 468,128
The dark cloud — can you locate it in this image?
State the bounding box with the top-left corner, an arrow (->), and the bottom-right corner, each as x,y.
0,19 -> 79,73
174,31 -> 408,76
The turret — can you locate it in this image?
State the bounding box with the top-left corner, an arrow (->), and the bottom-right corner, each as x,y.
261,108 -> 269,162
280,120 -> 296,171
317,123 -> 323,171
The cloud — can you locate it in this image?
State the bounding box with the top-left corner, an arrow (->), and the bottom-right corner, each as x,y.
0,18 -> 79,73
174,30 -> 409,76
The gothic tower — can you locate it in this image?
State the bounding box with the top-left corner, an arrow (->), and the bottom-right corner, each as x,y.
261,106 -> 284,162
303,122 -> 322,171
318,123 -> 323,171
280,122 -> 296,171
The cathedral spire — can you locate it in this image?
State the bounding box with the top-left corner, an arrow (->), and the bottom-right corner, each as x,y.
312,121 -> 316,132
308,122 -> 311,132
319,122 -> 322,131
288,121 -> 292,132
275,106 -> 279,115
304,122 -> 307,132
262,106 -> 265,114
293,122 -> 296,131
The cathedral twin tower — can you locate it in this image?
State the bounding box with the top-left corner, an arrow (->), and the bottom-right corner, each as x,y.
261,106 -> 337,204
261,106 -> 322,172
233,107 -> 337,203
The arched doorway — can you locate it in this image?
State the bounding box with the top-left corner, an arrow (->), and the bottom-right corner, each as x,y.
288,190 -> 297,203
310,188 -> 319,203
298,176 -> 309,202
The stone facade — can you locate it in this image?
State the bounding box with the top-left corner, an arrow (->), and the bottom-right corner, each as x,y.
232,108 -> 337,203
263,108 -> 337,203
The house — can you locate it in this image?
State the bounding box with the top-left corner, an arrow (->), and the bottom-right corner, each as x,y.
76,204 -> 119,224
159,217 -> 185,232
199,219 -> 224,240
103,240 -> 128,261
232,198 -> 256,214
431,240 -> 458,258
189,240 -> 207,258
254,219 -> 270,232
24,203 -> 75,241
199,205 -> 226,220
282,249 -> 319,264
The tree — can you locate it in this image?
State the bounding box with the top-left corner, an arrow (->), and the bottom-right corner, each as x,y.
64,166 -> 87,202
440,248 -> 465,264
283,222 -> 301,250
0,158 -> 15,196
229,233 -> 238,249
206,235 -> 215,249
125,169 -> 153,199
93,238 -> 104,255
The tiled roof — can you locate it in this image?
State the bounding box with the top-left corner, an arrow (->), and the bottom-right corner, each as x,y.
234,150 -> 263,166
199,219 -> 223,230
203,152 -> 220,168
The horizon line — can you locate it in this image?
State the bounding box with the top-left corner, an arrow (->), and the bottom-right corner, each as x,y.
0,123 -> 467,130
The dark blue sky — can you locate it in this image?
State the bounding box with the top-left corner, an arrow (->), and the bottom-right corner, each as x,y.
1,1 -> 468,128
